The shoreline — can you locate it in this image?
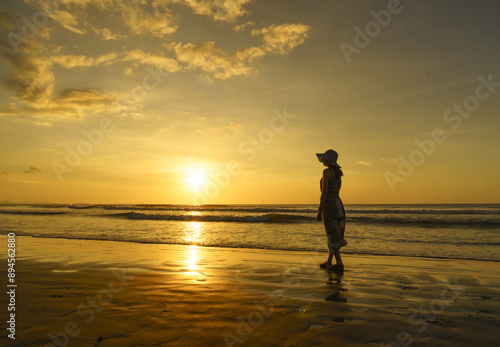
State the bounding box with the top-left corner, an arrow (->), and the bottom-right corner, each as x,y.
2,234 -> 499,264
1,236 -> 499,346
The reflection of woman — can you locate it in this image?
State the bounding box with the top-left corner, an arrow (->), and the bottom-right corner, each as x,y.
316,149 -> 348,271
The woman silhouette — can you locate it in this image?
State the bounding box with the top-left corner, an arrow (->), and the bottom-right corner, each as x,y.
316,149 -> 348,271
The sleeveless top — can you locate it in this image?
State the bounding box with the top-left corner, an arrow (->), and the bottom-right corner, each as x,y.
320,168 -> 341,197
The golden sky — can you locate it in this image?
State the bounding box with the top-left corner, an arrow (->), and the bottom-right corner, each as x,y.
0,0 -> 499,204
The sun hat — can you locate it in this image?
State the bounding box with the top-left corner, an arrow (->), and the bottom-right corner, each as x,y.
316,149 -> 341,168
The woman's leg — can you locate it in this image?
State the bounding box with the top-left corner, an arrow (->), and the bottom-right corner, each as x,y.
324,207 -> 346,267
324,214 -> 334,266
334,218 -> 345,267
333,248 -> 343,266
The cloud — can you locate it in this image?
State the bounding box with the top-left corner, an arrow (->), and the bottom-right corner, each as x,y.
1,40 -> 170,123
1,33 -> 123,121
0,170 -> 13,177
0,13 -> 55,108
51,54 -> 93,68
169,23 -> 310,80
252,23 -> 311,54
171,41 -> 253,79
24,0 -> 177,37
0,8 -> 14,31
96,52 -> 120,65
0,103 -> 70,120
156,127 -> 172,136
0,4 -> 311,124
0,17 -> 137,122
0,59 -> 127,120
178,0 -> 253,21
92,27 -> 125,41
356,161 -> 372,167
49,0 -> 252,24
20,1 -> 85,34
118,2 -> 178,37
53,88 -> 118,108
18,0 -> 253,40
122,49 -> 181,73
225,121 -> 242,133
51,52 -> 118,68
50,10 -> 86,34
0,102 -> 114,122
233,21 -> 255,32
24,166 -> 42,174
198,120 -> 242,135
2,51 -> 54,107
0,103 -> 23,117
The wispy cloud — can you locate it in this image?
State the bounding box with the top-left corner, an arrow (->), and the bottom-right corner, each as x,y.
122,49 -> 181,73
198,120 -> 242,135
118,1 -> 178,37
225,121 -> 242,133
92,27 -> 125,41
24,166 -> 42,174
53,88 -> 118,108
50,10 -> 86,34
252,23 -> 311,54
51,52 -> 118,68
168,23 -> 310,79
233,21 -> 255,32
356,161 -> 372,167
24,0 -> 178,37
178,0 -> 253,21
170,41 -> 254,79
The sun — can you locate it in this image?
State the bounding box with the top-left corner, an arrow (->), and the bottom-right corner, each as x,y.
186,169 -> 207,191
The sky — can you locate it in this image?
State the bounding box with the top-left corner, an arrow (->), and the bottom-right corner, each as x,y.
0,0 -> 499,205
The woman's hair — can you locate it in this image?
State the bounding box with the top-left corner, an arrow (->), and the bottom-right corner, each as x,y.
329,166 -> 343,177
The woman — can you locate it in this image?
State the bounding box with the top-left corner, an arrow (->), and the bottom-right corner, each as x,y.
316,149 -> 347,271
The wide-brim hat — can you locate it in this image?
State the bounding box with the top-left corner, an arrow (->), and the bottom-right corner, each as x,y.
316,149 -> 341,168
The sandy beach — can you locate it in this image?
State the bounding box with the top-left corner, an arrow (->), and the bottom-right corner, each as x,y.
1,236 -> 499,347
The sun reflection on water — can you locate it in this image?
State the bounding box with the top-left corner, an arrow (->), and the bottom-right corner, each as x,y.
183,222 -> 204,272
183,221 -> 203,243
187,245 -> 198,272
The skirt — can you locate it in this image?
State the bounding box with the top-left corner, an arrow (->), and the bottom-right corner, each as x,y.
322,195 -> 347,251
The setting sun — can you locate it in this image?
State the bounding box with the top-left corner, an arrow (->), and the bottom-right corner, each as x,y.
186,169 -> 207,191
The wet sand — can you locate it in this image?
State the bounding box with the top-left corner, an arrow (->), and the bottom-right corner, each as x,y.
0,236 -> 499,346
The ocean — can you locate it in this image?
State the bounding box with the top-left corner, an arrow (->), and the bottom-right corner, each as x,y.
1,204 -> 499,262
